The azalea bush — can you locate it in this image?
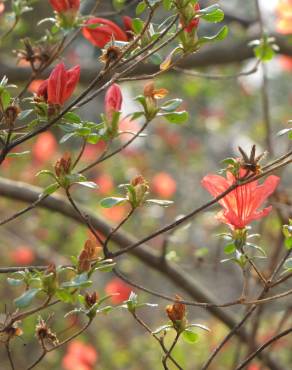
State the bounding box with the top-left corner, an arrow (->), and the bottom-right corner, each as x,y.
0,0 -> 291,369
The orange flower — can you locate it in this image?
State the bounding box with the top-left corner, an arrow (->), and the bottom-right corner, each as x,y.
95,173 -> 114,195
201,170 -> 280,229
276,0 -> 292,34
101,205 -> 128,223
32,132 -> 58,164
62,340 -> 98,370
28,79 -> 46,94
105,278 -> 132,304
151,172 -> 177,198
144,81 -> 168,100
10,246 -> 35,265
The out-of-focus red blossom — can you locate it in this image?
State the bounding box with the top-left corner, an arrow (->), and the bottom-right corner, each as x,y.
49,0 -> 80,13
201,169 -> 280,229
36,62 -> 80,106
181,3 -> 200,32
247,365 -> 260,370
62,340 -> 98,370
32,132 -> 58,164
152,172 -> 177,198
104,83 -> 123,119
279,55 -> 292,71
276,0 -> 292,34
29,79 -> 46,94
105,278 -> 132,304
95,173 -> 114,195
101,205 -> 128,223
0,2 -> 5,15
82,141 -> 107,161
10,246 -> 35,265
119,116 -> 140,144
82,17 -> 128,48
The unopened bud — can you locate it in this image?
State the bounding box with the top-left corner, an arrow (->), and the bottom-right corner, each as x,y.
128,175 -> 149,208
85,291 -> 98,308
166,295 -> 186,332
5,105 -> 20,126
54,152 -> 71,177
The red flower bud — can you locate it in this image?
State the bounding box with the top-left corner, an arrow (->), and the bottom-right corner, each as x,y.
82,17 -> 128,48
38,62 -> 80,106
104,83 -> 123,120
181,3 -> 200,33
49,0 -> 80,13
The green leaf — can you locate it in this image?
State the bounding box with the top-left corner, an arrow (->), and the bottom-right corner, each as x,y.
284,237 -> 292,250
283,258 -> 292,271
152,324 -> 172,334
187,323 -> 210,332
63,112 -> 81,123
132,18 -> 144,34
0,90 -> 11,110
136,1 -> 146,15
146,199 -> 174,207
198,25 -> 228,45
62,272 -> 92,288
163,0 -> 172,10
56,288 -> 75,303
224,243 -> 236,255
14,288 -> 40,308
43,182 -> 59,195
86,134 -> 100,144
160,111 -> 189,124
7,278 -> 24,286
7,151 -> 30,158
245,242 -> 266,257
182,329 -> 199,344
201,9 -> 224,23
161,99 -> 183,112
76,181 -> 98,189
18,109 -> 33,120
100,197 -> 127,208
60,133 -> 75,143
94,263 -> 116,272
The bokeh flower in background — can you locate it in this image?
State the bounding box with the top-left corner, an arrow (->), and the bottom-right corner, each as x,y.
105,278 -> 132,304
32,132 -> 58,165
151,172 -> 177,198
62,340 -> 98,370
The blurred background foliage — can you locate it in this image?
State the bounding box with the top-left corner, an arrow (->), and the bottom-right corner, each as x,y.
0,0 -> 291,369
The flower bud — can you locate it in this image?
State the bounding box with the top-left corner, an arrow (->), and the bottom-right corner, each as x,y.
166,295 -> 186,332
54,152 -> 72,178
127,175 -> 149,208
5,105 -> 20,126
77,239 -> 101,273
85,291 -> 98,308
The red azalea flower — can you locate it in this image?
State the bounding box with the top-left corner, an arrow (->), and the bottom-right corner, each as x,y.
82,17 -> 128,48
152,172 -> 177,198
105,278 -> 132,304
104,83 -> 123,119
49,0 -> 80,13
37,63 -> 80,106
201,170 -> 280,229
180,3 -> 200,33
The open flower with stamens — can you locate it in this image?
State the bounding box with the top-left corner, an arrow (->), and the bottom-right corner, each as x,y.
201,170 -> 280,229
